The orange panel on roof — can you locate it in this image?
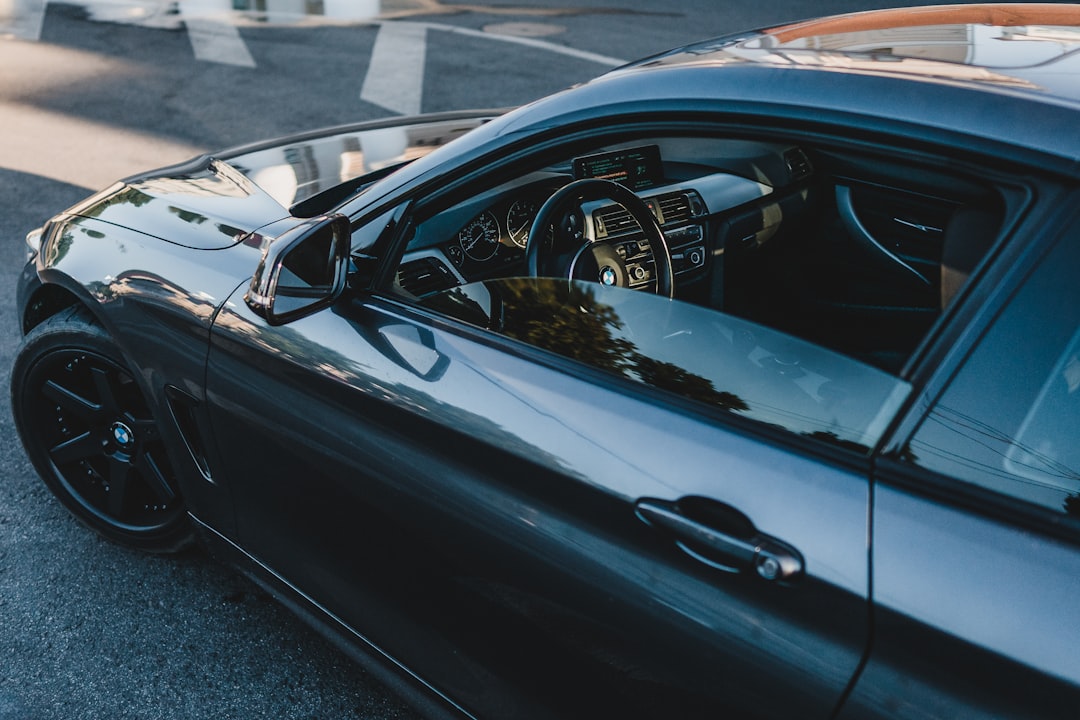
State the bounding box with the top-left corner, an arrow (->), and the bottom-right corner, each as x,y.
765,3 -> 1080,44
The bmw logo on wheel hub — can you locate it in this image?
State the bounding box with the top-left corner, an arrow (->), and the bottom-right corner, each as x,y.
599,266 -> 617,286
110,421 -> 135,448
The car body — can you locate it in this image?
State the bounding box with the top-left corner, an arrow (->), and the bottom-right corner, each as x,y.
10,4 -> 1080,719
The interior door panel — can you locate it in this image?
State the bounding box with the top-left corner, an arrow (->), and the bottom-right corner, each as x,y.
725,148 -> 1006,372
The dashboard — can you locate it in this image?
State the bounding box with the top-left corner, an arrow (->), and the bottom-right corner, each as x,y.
394,139 -> 805,299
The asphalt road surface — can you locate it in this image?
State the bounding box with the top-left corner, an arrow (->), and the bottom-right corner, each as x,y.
1,1 -> 987,718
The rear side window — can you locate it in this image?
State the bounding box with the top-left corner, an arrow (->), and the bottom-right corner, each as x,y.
1005,329 -> 1080,511
906,225 -> 1080,517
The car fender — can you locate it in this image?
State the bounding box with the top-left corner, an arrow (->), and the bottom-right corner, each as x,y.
27,213 -> 267,537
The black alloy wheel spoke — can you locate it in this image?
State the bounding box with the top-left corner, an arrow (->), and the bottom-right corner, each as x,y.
131,418 -> 159,445
136,452 -> 177,505
106,455 -> 131,517
41,378 -> 102,422
48,431 -> 102,466
90,366 -> 121,415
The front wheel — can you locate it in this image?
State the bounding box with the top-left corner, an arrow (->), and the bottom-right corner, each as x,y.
11,307 -> 193,552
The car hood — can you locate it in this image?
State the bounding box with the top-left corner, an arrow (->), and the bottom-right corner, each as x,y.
59,112 -> 500,252
65,156 -> 288,250
216,111 -> 501,212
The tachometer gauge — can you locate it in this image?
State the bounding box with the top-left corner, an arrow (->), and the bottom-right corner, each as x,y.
506,199 -> 538,249
458,211 -> 501,261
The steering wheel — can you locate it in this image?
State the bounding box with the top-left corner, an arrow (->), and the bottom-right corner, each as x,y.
525,178 -> 674,298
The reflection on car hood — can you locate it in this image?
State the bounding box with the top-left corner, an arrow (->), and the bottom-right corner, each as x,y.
217,112 -> 499,210
60,113 -> 503,250
65,156 -> 288,250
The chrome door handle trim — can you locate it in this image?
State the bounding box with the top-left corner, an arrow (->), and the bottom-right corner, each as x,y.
635,497 -> 804,583
893,217 -> 943,234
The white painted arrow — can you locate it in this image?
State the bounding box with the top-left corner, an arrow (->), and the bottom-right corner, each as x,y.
0,0 -> 48,40
179,1 -> 255,68
361,21 -> 427,116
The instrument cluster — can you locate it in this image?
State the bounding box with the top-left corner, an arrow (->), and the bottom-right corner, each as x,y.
447,193 -> 546,269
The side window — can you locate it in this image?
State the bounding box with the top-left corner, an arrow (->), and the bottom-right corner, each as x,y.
422,278 -> 911,453
906,226 -> 1080,517
391,132 -> 1032,454
351,205 -> 402,257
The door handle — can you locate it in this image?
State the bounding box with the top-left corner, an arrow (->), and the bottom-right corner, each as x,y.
635,497 -> 803,583
836,185 -> 931,286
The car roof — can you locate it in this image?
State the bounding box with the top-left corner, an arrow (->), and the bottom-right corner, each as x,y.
620,4 -> 1080,108
491,5 -> 1080,162
347,4 -> 1080,215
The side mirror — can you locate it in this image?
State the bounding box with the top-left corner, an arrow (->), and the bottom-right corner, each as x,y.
245,214 -> 351,325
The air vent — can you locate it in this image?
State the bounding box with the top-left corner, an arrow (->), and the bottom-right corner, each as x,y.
783,147 -> 813,182
656,192 -> 693,225
165,386 -> 212,481
594,191 -> 695,238
594,205 -> 639,238
397,256 -> 458,296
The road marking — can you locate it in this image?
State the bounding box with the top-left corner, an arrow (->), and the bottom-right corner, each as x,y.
361,21 -> 427,115
179,1 -> 256,68
359,20 -> 625,116
2,5 -> 626,116
419,21 -> 626,68
0,0 -> 48,40
483,22 -> 565,38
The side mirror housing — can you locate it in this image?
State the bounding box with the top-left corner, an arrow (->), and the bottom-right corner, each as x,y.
245,214 -> 351,325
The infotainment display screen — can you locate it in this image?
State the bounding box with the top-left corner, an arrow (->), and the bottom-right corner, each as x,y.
573,145 -> 662,190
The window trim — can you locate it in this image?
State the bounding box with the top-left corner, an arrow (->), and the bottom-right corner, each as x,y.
876,195 -> 1080,542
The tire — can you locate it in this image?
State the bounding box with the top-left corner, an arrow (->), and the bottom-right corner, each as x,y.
11,306 -> 193,552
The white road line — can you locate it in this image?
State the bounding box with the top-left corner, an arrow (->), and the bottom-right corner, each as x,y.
361,21 -> 427,116
179,1 -> 256,68
0,0 -> 48,40
416,21 -> 626,68
359,20 -> 626,116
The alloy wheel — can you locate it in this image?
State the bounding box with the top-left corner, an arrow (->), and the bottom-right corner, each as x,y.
26,347 -> 183,533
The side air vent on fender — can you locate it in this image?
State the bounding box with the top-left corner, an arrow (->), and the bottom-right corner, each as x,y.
397,256 -> 458,296
164,385 -> 213,481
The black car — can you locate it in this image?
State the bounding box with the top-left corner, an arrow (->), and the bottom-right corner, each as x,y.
11,4 -> 1080,719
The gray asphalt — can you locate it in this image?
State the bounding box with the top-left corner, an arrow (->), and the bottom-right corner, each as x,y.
1,1 -> 987,718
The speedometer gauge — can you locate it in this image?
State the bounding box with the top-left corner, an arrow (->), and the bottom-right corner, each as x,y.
506,199 -> 538,249
458,211 -> 501,261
